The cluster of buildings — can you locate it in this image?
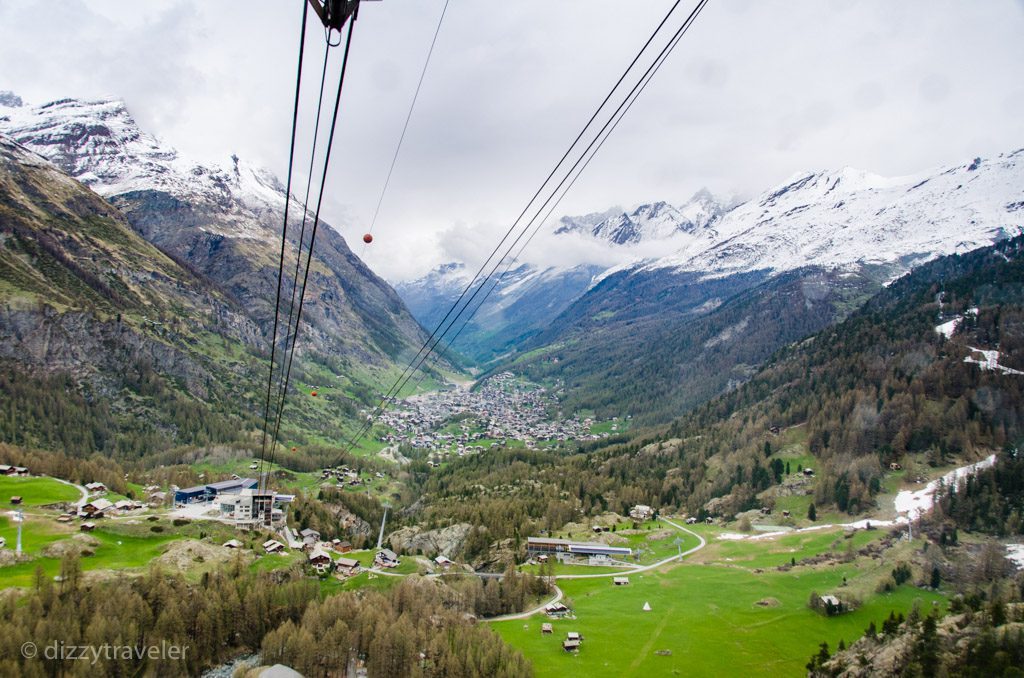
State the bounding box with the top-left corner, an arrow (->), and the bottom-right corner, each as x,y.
319,466 -> 383,489
260,527 -> 365,578
0,465 -> 29,476
173,478 -> 294,529
376,372 -> 617,459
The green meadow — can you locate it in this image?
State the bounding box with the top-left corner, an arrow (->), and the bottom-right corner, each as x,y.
0,526 -> 179,588
0,476 -> 80,507
495,528 -> 944,677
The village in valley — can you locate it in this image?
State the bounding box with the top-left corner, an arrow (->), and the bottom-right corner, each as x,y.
376,372 -> 625,463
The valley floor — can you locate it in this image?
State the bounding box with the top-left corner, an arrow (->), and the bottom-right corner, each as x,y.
492,523 -> 943,677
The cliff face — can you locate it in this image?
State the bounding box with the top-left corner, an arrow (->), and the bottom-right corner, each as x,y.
1,96 -> 430,370
0,100 -> 441,457
0,133 -> 270,453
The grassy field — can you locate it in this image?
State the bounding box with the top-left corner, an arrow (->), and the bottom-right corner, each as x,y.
0,526 -> 179,588
701,529 -> 885,570
520,563 -> 626,576
0,515 -> 70,556
0,476 -> 80,507
495,555 -> 943,677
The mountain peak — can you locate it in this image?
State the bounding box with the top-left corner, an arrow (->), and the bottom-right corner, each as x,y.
647,149 -> 1023,278
0,90 -> 23,108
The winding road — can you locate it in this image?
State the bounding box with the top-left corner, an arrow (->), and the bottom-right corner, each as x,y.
49,477 -> 88,510
556,517 -> 706,580
478,517 -> 707,622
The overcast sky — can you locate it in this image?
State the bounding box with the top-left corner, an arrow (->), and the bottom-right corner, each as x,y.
1,0 -> 1022,281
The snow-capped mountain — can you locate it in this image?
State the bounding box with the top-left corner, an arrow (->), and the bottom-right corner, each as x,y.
0,93 -> 430,370
0,96 -> 295,242
556,190 -> 726,245
503,149 -> 1024,425
398,190 -> 732,361
642,152 -> 1023,278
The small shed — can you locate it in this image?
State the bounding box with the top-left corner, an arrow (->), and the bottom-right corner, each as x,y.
223,539 -> 243,549
613,576 -> 630,586
541,623 -> 553,634
563,639 -> 580,652
10,496 -> 22,505
80,522 -> 96,532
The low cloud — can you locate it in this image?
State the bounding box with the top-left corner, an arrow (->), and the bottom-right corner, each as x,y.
2,0 -> 1022,281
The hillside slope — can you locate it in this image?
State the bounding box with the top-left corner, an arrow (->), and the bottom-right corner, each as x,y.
0,135 -> 259,455
0,95 -> 433,376
0,97 -> 447,459
501,151 -> 1024,424
410,237 -> 1024,538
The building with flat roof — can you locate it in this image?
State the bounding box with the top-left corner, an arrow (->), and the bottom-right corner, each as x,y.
527,537 -> 632,564
174,485 -> 209,505
174,478 -> 259,505
219,489 -> 286,529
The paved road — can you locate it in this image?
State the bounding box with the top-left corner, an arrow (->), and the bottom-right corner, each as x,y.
479,516 -> 707,622
484,585 -> 564,622
554,517 -> 706,580
50,477 -> 88,510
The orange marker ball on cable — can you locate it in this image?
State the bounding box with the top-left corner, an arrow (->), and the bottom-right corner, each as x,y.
362,233 -> 373,244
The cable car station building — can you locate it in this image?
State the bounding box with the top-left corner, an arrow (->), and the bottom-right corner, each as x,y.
174,478 -> 259,505
173,478 -> 292,529
527,537 -> 632,565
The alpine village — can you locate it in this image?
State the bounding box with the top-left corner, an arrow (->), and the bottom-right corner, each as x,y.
0,1 -> 1022,677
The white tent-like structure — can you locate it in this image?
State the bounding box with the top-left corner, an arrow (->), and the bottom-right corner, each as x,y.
642,601 -> 652,611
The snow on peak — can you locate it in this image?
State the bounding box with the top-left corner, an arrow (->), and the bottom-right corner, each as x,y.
556,190 -> 726,246
644,152 -> 1024,278
0,95 -> 303,242
0,90 -> 24,108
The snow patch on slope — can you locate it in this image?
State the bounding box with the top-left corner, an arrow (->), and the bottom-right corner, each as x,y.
644,153 -> 1023,278
965,347 -> 1024,376
893,454 -> 997,521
